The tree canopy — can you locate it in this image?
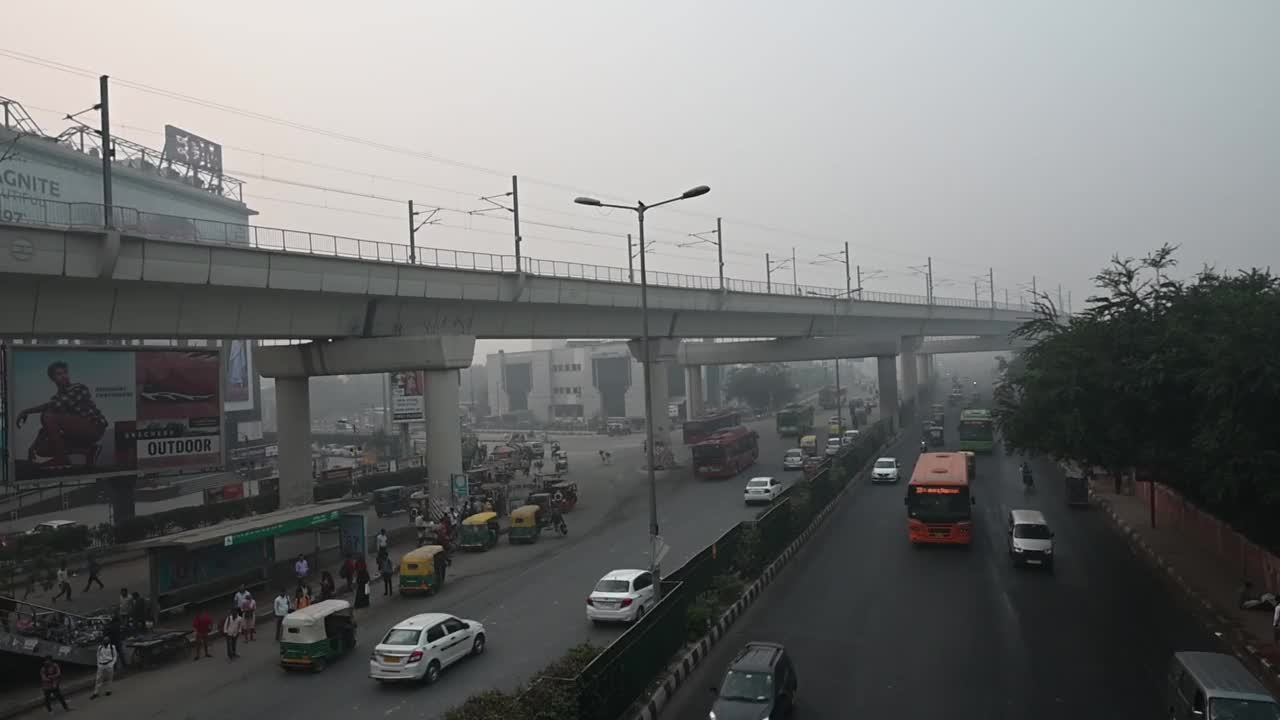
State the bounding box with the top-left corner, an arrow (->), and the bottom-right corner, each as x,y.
724,364 -> 797,411
994,245 -> 1280,549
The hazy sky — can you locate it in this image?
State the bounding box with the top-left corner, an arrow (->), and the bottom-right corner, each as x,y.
5,1 -> 1278,346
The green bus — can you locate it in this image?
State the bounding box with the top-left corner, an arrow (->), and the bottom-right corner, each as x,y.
776,404 -> 814,437
958,408 -> 995,453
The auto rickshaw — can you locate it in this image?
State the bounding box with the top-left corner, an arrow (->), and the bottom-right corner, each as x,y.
799,435 -> 818,457
549,481 -> 578,512
372,485 -> 411,518
554,451 -> 569,473
279,599 -> 357,672
398,545 -> 447,595
508,505 -> 543,544
1063,462 -> 1090,507
459,511 -> 500,551
927,424 -> 945,447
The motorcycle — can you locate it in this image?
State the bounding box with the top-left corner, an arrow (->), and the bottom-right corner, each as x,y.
919,440 -> 928,454
1021,465 -> 1034,489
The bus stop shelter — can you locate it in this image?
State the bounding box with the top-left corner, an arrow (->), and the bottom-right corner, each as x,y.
141,500 -> 368,620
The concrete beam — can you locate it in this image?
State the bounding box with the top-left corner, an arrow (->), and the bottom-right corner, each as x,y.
255,335 -> 475,378
675,335 -> 1023,366
920,335 -> 1026,355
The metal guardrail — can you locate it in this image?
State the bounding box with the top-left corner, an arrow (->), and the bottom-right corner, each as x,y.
0,194 -> 1032,311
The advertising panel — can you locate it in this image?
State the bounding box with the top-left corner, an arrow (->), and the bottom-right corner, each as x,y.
390,371 -> 425,424
224,340 -> 255,413
5,347 -> 223,483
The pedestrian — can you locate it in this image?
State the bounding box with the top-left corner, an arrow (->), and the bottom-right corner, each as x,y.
51,563 -> 71,603
233,584 -> 249,612
129,592 -> 148,630
192,608 -> 213,659
319,571 -> 336,601
1273,601 -> 1279,648
378,553 -> 394,596
294,554 -> 309,582
40,655 -> 70,713
375,528 -> 389,554
116,588 -> 131,620
354,565 -> 371,609
340,556 -> 355,592
90,637 -> 116,699
83,552 -> 104,592
241,593 -> 257,642
273,589 -> 290,642
222,609 -> 242,660
105,615 -> 127,670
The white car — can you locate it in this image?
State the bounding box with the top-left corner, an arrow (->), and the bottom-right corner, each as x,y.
871,457 -> 900,483
782,448 -> 805,470
369,612 -> 486,684
744,476 -> 783,505
587,569 -> 656,624
824,438 -> 843,456
841,429 -> 861,446
26,520 -> 80,535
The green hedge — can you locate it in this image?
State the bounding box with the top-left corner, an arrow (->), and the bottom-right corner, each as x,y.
441,643 -> 600,720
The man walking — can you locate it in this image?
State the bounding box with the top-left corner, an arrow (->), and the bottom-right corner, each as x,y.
82,552 -> 104,592
51,564 -> 71,603
222,609 -> 243,660
90,637 -> 116,699
273,589 -> 290,642
192,609 -> 213,660
378,552 -> 394,596
40,655 -> 70,713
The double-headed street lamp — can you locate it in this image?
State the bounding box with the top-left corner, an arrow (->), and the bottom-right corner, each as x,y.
574,185 -> 711,598
806,288 -> 862,433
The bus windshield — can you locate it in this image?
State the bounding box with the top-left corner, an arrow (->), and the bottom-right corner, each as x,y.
907,485 -> 971,522
691,444 -> 727,464
958,420 -> 992,441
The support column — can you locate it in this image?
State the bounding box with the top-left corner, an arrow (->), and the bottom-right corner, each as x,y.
627,338 -> 679,460
276,376 -> 313,508
917,354 -> 931,396
424,369 -> 462,505
105,476 -> 136,523
876,356 -> 899,433
684,365 -> 705,419
704,364 -> 722,408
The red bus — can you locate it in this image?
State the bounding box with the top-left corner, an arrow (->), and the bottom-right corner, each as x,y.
905,452 -> 973,545
692,426 -> 760,479
682,409 -> 741,445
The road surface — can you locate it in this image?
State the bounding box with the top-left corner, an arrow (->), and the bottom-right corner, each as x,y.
10,404 -> 855,719
660,394 -> 1223,719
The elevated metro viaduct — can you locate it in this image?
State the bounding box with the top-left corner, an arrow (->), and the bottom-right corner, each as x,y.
0,218 -> 1029,510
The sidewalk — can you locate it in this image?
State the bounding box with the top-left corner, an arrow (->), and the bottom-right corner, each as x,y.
1091,480 -> 1280,690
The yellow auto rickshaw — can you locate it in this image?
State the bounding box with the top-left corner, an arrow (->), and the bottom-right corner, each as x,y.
799,435 -> 818,457
508,505 -> 542,544
398,545 -> 447,595
460,511 -> 500,551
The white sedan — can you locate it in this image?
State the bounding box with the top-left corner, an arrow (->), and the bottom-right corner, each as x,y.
871,457 -> 900,483
369,612 -> 486,684
587,569 -> 656,624
744,476 -> 783,505
824,438 -> 843,456
782,448 -> 805,470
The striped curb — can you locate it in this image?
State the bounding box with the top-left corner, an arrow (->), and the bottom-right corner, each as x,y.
632,435 -> 900,720
1093,494 -> 1280,686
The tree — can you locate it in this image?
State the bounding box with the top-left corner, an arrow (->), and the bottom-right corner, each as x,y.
724,364 -> 797,411
994,245 -> 1280,548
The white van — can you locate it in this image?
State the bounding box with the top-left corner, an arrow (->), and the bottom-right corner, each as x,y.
1007,509 -> 1054,570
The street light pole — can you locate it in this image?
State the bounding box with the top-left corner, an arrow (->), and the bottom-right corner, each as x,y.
575,185 -> 710,601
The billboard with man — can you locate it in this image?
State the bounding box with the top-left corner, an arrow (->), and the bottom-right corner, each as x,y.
5,346 -> 223,483
390,371 -> 425,424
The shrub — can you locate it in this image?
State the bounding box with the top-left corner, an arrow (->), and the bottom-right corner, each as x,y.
733,526 -> 765,579
442,643 -> 600,720
686,572 -> 746,642
441,690 -> 520,720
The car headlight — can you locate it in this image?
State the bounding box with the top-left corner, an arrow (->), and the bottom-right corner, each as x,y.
1044,547 -> 1053,555
1013,546 -> 1024,553
709,713 -> 716,720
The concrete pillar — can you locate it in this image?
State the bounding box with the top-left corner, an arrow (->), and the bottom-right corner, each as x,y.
876,356 -> 899,432
704,365 -> 722,407
899,349 -> 918,405
425,369 -> 462,503
105,477 -> 136,523
684,365 -> 705,419
276,376 -> 313,508
627,338 -> 679,454
917,354 -> 931,395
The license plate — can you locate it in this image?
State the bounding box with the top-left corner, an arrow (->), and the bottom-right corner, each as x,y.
1025,559 -> 1041,565
382,656 -> 401,664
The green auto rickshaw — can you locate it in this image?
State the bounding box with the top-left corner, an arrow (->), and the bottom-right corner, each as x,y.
399,545 -> 447,595
460,511 -> 500,551
279,599 -> 357,672
508,505 -> 542,544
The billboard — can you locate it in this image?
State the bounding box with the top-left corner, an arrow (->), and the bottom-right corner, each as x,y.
224,340 -> 254,413
5,346 -> 223,483
390,371 -> 425,424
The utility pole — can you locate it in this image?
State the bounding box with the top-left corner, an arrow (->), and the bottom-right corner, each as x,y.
99,75 -> 113,229
988,268 -> 995,309
926,256 -> 934,305
856,265 -> 863,297
1005,288 -> 1010,306
1032,275 -> 1038,299
843,242 -> 852,296
407,200 -> 417,264
1058,284 -> 1064,311
511,175 -> 522,272
627,233 -> 635,283
791,247 -> 799,294
716,217 -> 724,291
765,253 -> 771,293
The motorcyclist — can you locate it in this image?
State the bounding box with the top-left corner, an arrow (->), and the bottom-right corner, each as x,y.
549,504 -> 567,536
1020,461 -> 1033,486
920,439 -> 928,453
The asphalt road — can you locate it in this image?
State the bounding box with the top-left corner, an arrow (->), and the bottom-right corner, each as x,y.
661,391 -> 1223,719
11,404 -> 858,719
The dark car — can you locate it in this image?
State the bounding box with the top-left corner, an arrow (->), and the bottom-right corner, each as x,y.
709,641 -> 798,719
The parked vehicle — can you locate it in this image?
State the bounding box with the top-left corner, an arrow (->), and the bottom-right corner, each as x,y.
398,546 -> 447,595
459,512 -> 500,551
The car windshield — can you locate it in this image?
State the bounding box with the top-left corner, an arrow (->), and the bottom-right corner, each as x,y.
785,450 -> 802,457
719,670 -> 773,702
748,479 -> 771,487
827,439 -> 841,446
1210,698 -> 1280,720
594,579 -> 631,593
1013,523 -> 1052,539
381,628 -> 422,646
875,459 -> 895,469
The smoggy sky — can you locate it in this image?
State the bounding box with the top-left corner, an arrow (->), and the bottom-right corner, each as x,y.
4,1 -> 1277,361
